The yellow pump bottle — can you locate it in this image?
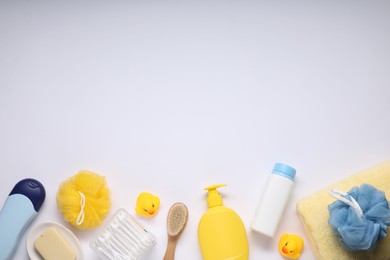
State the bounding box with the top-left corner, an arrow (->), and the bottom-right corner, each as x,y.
198,184 -> 249,260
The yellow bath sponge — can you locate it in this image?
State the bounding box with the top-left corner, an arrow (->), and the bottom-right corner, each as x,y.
57,170 -> 112,229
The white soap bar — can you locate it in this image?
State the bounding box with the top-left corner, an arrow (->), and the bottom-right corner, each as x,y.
34,227 -> 76,260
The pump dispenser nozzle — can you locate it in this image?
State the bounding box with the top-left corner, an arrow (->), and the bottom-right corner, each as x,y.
204,184 -> 227,208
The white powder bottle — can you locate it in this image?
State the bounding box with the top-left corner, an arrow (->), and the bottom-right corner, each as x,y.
251,163 -> 296,238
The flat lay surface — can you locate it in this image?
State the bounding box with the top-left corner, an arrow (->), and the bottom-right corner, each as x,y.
1,1 -> 390,259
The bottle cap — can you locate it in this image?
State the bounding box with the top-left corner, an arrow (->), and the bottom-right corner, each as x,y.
272,163 -> 296,181
10,178 -> 46,212
204,184 -> 227,208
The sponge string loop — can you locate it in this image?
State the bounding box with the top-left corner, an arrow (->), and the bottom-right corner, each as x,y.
76,191 -> 86,225
328,189 -> 363,219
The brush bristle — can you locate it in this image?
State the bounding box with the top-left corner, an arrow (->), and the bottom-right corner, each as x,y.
167,203 -> 188,236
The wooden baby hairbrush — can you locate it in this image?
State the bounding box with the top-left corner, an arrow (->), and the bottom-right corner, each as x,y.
163,202 -> 189,260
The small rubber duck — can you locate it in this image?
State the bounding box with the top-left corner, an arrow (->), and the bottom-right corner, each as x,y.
278,233 -> 304,259
135,192 -> 160,217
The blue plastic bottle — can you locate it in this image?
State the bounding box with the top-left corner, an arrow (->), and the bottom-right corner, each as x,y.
0,178 -> 46,259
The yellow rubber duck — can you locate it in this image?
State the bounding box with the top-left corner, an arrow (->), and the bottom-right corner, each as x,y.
135,192 -> 160,217
278,233 -> 304,259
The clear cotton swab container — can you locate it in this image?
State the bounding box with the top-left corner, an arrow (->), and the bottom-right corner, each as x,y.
90,209 -> 156,260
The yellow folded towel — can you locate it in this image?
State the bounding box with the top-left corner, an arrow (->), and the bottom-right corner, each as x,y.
296,161 -> 390,260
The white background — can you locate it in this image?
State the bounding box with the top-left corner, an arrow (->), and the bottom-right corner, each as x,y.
1,1 -> 390,259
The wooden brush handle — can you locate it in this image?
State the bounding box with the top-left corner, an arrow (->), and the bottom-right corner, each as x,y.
163,238 -> 178,260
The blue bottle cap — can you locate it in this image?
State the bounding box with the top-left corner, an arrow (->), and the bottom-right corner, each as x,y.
9,178 -> 46,212
272,163 -> 296,181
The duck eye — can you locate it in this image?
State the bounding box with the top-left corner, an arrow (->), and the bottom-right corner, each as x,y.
290,251 -> 293,253
152,203 -> 155,207
285,243 -> 288,246
144,209 -> 148,212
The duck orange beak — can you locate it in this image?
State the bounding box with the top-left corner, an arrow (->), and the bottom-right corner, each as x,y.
282,246 -> 288,254
147,209 -> 155,215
